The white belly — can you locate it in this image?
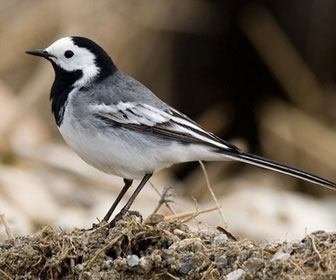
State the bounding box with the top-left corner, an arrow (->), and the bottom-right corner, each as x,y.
59,123 -> 160,179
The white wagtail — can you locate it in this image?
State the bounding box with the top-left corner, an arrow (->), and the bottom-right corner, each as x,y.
26,36 -> 336,225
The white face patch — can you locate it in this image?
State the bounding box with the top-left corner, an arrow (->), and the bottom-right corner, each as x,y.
45,37 -> 100,87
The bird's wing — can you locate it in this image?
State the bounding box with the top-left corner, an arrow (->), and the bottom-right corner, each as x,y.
90,102 -> 238,151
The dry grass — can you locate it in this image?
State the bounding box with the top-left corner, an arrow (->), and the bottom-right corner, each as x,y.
1,213 -> 336,279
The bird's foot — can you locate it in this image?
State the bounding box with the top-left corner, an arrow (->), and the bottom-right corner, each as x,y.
127,210 -> 142,218
90,218 -> 110,230
109,210 -> 143,228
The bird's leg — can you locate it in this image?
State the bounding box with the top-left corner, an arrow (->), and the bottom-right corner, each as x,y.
103,178 -> 133,222
109,173 -> 152,227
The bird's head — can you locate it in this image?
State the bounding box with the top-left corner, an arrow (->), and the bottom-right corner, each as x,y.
26,36 -> 116,87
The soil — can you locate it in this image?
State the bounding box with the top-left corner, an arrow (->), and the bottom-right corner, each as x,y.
0,213 -> 335,280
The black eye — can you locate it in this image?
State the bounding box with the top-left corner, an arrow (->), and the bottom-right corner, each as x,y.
64,50 -> 74,58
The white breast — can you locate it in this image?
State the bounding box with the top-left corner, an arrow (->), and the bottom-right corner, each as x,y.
58,95 -> 171,179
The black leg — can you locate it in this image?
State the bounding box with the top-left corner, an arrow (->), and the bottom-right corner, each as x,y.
110,173 -> 152,227
103,178 -> 133,222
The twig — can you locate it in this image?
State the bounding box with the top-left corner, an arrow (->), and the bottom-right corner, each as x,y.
0,213 -> 14,240
289,259 -> 305,273
182,197 -> 200,222
210,269 -> 218,280
164,206 -> 219,221
165,272 -> 180,280
192,197 -> 200,213
84,234 -> 123,268
310,236 -> 322,260
151,186 -> 174,215
198,161 -> 228,228
149,182 -> 176,215
201,263 -> 214,280
0,269 -> 13,280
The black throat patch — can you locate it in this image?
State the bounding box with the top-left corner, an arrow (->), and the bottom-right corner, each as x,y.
50,63 -> 83,126
50,37 -> 117,126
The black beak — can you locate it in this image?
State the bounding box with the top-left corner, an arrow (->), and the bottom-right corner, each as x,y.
26,49 -> 53,59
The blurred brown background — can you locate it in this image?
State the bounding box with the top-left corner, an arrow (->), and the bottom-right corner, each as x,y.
1,0 -> 336,242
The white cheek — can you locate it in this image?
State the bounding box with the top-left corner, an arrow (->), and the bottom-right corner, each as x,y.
74,63 -> 100,87
56,57 -> 79,72
50,56 -> 100,87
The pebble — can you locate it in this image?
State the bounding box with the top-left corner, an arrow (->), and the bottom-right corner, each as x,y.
166,244 -> 176,255
127,255 -> 140,267
226,268 -> 246,280
139,256 -> 152,273
0,243 -> 13,249
179,263 -> 192,275
151,251 -> 162,263
74,264 -> 84,272
173,229 -> 186,237
213,234 -> 228,245
215,255 -> 228,268
102,259 -> 113,269
271,251 -> 290,262
144,214 -> 164,225
176,238 -> 203,251
244,257 -> 264,273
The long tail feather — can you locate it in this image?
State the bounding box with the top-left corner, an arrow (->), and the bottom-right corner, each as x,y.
223,151 -> 336,191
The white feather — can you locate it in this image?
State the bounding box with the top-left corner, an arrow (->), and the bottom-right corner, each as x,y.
90,102 -> 229,149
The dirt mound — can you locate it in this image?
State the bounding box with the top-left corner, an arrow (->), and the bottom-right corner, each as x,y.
1,213 -> 335,279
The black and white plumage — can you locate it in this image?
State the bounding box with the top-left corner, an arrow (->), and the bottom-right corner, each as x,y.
26,36 -> 336,225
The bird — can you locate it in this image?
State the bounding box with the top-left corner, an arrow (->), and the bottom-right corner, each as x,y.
26,36 -> 336,226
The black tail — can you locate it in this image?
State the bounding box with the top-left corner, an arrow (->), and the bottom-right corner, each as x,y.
223,151 -> 336,191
